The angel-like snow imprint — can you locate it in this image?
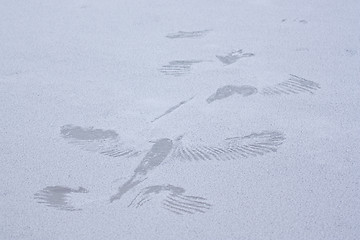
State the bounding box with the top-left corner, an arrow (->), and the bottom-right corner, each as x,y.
34,126 -> 285,215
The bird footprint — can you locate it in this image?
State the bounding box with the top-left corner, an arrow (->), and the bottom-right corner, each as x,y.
129,184 -> 212,215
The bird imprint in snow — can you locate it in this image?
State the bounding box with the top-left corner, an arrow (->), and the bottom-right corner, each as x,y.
61,126 -> 285,164
207,74 -> 320,103
129,185 -> 212,215
166,29 -> 211,39
34,186 -> 88,211
159,60 -> 206,77
35,127 -> 285,215
216,49 -> 254,65
61,125 -> 140,158
76,129 -> 284,203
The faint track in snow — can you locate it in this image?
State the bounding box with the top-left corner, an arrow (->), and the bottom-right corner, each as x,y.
166,29 -> 212,39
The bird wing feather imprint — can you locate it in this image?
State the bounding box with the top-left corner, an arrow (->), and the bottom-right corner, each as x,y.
261,74 -> 320,96
128,184 -> 212,215
60,125 -> 141,158
171,131 -> 285,162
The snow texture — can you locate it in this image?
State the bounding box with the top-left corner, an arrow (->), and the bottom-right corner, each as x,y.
1,0 -> 360,239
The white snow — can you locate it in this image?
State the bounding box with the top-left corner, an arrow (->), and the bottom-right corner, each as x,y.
1,0 -> 359,239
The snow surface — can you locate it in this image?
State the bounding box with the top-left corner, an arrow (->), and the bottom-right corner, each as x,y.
1,0 -> 360,239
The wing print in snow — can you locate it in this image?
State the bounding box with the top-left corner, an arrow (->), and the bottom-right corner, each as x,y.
60,125 -> 140,158
206,74 -> 320,103
260,74 -> 320,96
128,184 -> 212,215
171,131 -> 285,161
34,186 -> 88,211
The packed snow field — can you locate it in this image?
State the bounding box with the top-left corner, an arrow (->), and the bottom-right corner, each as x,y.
1,0 -> 359,239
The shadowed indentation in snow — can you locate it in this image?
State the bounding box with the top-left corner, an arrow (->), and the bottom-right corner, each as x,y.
281,18 -> 308,24
216,49 -> 254,65
60,125 -> 140,158
206,85 -> 257,103
109,138 -> 175,203
34,186 -> 88,211
166,29 -> 211,39
207,74 -> 320,103
61,125 -> 118,140
172,131 -> 285,161
111,130 -> 285,203
151,96 -> 195,122
129,184 -> 212,215
56,123 -> 286,214
345,49 -> 358,56
159,60 -> 204,77
261,74 -> 320,95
